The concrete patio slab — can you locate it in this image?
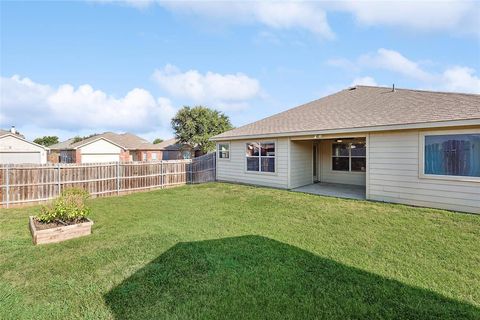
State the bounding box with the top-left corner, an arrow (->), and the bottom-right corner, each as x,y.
292,182 -> 366,200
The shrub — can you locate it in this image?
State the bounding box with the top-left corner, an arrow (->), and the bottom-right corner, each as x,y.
37,188 -> 91,223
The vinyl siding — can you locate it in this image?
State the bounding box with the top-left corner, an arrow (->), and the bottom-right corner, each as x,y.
216,138 -> 289,189
319,140 -> 366,186
289,140 -> 313,188
80,139 -> 122,154
0,135 -> 47,164
368,129 -> 480,214
79,139 -> 122,163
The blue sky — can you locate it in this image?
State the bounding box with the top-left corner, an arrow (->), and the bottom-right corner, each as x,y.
1,1 -> 479,141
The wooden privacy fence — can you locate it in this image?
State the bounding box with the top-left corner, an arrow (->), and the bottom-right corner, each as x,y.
0,153 -> 216,208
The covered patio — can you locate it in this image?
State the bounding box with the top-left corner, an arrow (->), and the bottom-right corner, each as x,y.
292,182 -> 366,200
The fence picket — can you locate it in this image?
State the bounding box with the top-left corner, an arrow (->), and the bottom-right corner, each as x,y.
0,153 -> 216,207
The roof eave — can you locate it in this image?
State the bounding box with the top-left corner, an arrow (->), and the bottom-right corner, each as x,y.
210,118 -> 480,141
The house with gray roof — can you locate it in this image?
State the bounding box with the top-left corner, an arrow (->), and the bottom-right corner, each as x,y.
211,85 -> 480,214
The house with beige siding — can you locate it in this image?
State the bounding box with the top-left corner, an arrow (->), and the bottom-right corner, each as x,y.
50,132 -> 164,163
0,128 -> 48,164
211,86 -> 480,214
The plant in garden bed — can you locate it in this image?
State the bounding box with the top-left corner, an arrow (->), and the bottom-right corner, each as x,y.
30,188 -> 94,244
36,188 -> 91,226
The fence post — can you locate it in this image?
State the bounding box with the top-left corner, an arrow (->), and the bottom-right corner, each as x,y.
189,159 -> 193,184
213,153 -> 216,181
116,161 -> 120,195
160,161 -> 164,189
57,163 -> 61,195
5,165 -> 10,208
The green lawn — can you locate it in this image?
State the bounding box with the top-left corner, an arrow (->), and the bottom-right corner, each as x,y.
1,182 -> 479,319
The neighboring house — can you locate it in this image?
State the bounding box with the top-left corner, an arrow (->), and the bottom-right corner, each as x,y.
0,128 -> 48,164
211,85 -> 480,214
154,138 -> 199,160
49,132 -> 165,163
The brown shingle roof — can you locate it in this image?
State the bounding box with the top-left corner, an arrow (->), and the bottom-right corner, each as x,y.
52,132 -> 164,150
49,138 -> 76,150
212,86 -> 480,140
153,138 -> 183,151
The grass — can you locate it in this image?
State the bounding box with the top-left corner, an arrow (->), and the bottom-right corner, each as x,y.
0,182 -> 479,319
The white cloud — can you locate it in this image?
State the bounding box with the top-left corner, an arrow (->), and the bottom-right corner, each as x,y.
100,1 -> 334,38
441,66 -> 480,93
97,1 -> 479,38
350,76 -> 378,87
359,48 -> 432,82
0,75 -> 177,137
152,64 -> 262,110
252,2 -> 333,38
336,0 -> 480,37
329,48 -> 480,94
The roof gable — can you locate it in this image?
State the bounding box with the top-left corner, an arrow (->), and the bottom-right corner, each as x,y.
0,133 -> 49,150
73,137 -> 125,150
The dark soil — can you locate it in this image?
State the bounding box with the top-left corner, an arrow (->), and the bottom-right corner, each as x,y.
32,217 -> 89,230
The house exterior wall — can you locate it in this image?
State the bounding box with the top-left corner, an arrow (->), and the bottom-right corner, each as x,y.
162,150 -> 183,160
289,140 -> 313,188
319,139 -> 366,186
120,150 -> 131,162
75,149 -> 81,163
216,138 -> 289,189
368,128 -> 480,214
78,139 -> 122,163
0,135 -> 47,164
130,150 -> 162,161
215,126 -> 479,213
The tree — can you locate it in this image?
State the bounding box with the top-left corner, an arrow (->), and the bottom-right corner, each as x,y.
171,106 -> 233,153
153,138 -> 164,144
34,136 -> 59,147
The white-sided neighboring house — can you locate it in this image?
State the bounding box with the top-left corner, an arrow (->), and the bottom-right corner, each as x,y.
49,132 -> 165,163
0,129 -> 48,164
50,137 -> 127,164
211,86 -> 480,214
77,137 -> 125,163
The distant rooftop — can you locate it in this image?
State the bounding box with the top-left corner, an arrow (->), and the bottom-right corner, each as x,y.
50,132 -> 163,150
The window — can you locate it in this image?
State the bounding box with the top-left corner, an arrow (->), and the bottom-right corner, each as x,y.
142,152 -> 147,161
218,143 -> 230,159
424,134 -> 480,177
152,152 -> 157,160
246,142 -> 275,173
332,140 -> 366,172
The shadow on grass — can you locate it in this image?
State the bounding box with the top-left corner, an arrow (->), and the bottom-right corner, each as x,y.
104,236 -> 478,319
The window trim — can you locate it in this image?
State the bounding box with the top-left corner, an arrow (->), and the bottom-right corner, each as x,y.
244,140 -> 277,175
419,128 -> 480,182
331,139 -> 366,173
217,142 -> 231,161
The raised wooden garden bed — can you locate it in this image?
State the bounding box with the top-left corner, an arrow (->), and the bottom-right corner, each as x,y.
29,216 -> 93,245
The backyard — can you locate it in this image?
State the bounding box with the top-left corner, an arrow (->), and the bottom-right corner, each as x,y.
0,182 -> 479,319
